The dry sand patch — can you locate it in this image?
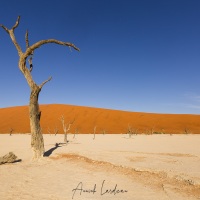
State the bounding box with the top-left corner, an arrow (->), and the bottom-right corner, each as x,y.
0,134 -> 200,199
50,152 -> 200,198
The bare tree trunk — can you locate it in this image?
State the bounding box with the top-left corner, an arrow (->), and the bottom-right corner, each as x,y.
93,126 -> 96,140
9,128 -> 13,136
60,115 -> 75,144
73,128 -> 79,139
127,124 -> 132,138
54,126 -> 58,136
29,86 -> 44,159
64,132 -> 68,143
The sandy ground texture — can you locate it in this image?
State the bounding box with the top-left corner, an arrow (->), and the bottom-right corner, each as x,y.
0,134 -> 200,200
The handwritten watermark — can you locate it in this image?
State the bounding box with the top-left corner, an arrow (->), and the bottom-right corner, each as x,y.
72,180 -> 128,199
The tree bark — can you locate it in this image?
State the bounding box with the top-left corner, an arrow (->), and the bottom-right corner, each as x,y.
29,86 -> 44,159
64,132 -> 68,143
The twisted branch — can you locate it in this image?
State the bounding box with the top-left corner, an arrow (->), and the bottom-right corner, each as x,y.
24,39 -> 80,58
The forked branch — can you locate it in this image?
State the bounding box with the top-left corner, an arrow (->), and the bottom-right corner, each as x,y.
12,16 -> 20,30
0,16 -> 22,55
0,16 -> 20,33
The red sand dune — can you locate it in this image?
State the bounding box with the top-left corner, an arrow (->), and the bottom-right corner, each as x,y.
0,104 -> 200,134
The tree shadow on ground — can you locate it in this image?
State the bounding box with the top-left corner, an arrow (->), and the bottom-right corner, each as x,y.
1,159 -> 22,165
44,143 -> 65,157
13,159 -> 22,163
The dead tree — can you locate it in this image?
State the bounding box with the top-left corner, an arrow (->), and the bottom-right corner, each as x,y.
60,116 -> 75,143
0,16 -> 79,159
73,127 -> 79,139
127,124 -> 138,138
9,128 -> 13,136
102,129 -> 106,135
93,126 -> 97,140
47,127 -> 51,135
150,125 -> 156,135
127,124 -> 133,138
54,126 -> 58,136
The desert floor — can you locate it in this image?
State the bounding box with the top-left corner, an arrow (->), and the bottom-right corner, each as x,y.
0,134 -> 200,200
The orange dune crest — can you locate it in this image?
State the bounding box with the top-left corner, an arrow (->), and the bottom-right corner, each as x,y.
0,104 -> 200,134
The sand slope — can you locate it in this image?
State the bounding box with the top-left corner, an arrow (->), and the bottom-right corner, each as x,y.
0,104 -> 200,134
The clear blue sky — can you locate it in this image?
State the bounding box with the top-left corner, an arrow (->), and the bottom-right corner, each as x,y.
0,0 -> 200,114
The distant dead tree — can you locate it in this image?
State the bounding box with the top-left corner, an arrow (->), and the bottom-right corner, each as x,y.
54,126 -> 58,136
184,127 -> 190,134
60,116 -> 75,143
93,126 -> 97,140
144,123 -> 157,135
102,129 -> 106,135
0,16 -> 79,159
161,128 -> 165,134
149,125 -> 156,135
47,127 -> 51,135
127,124 -> 133,138
127,124 -> 138,138
9,128 -> 13,136
73,127 -> 79,139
